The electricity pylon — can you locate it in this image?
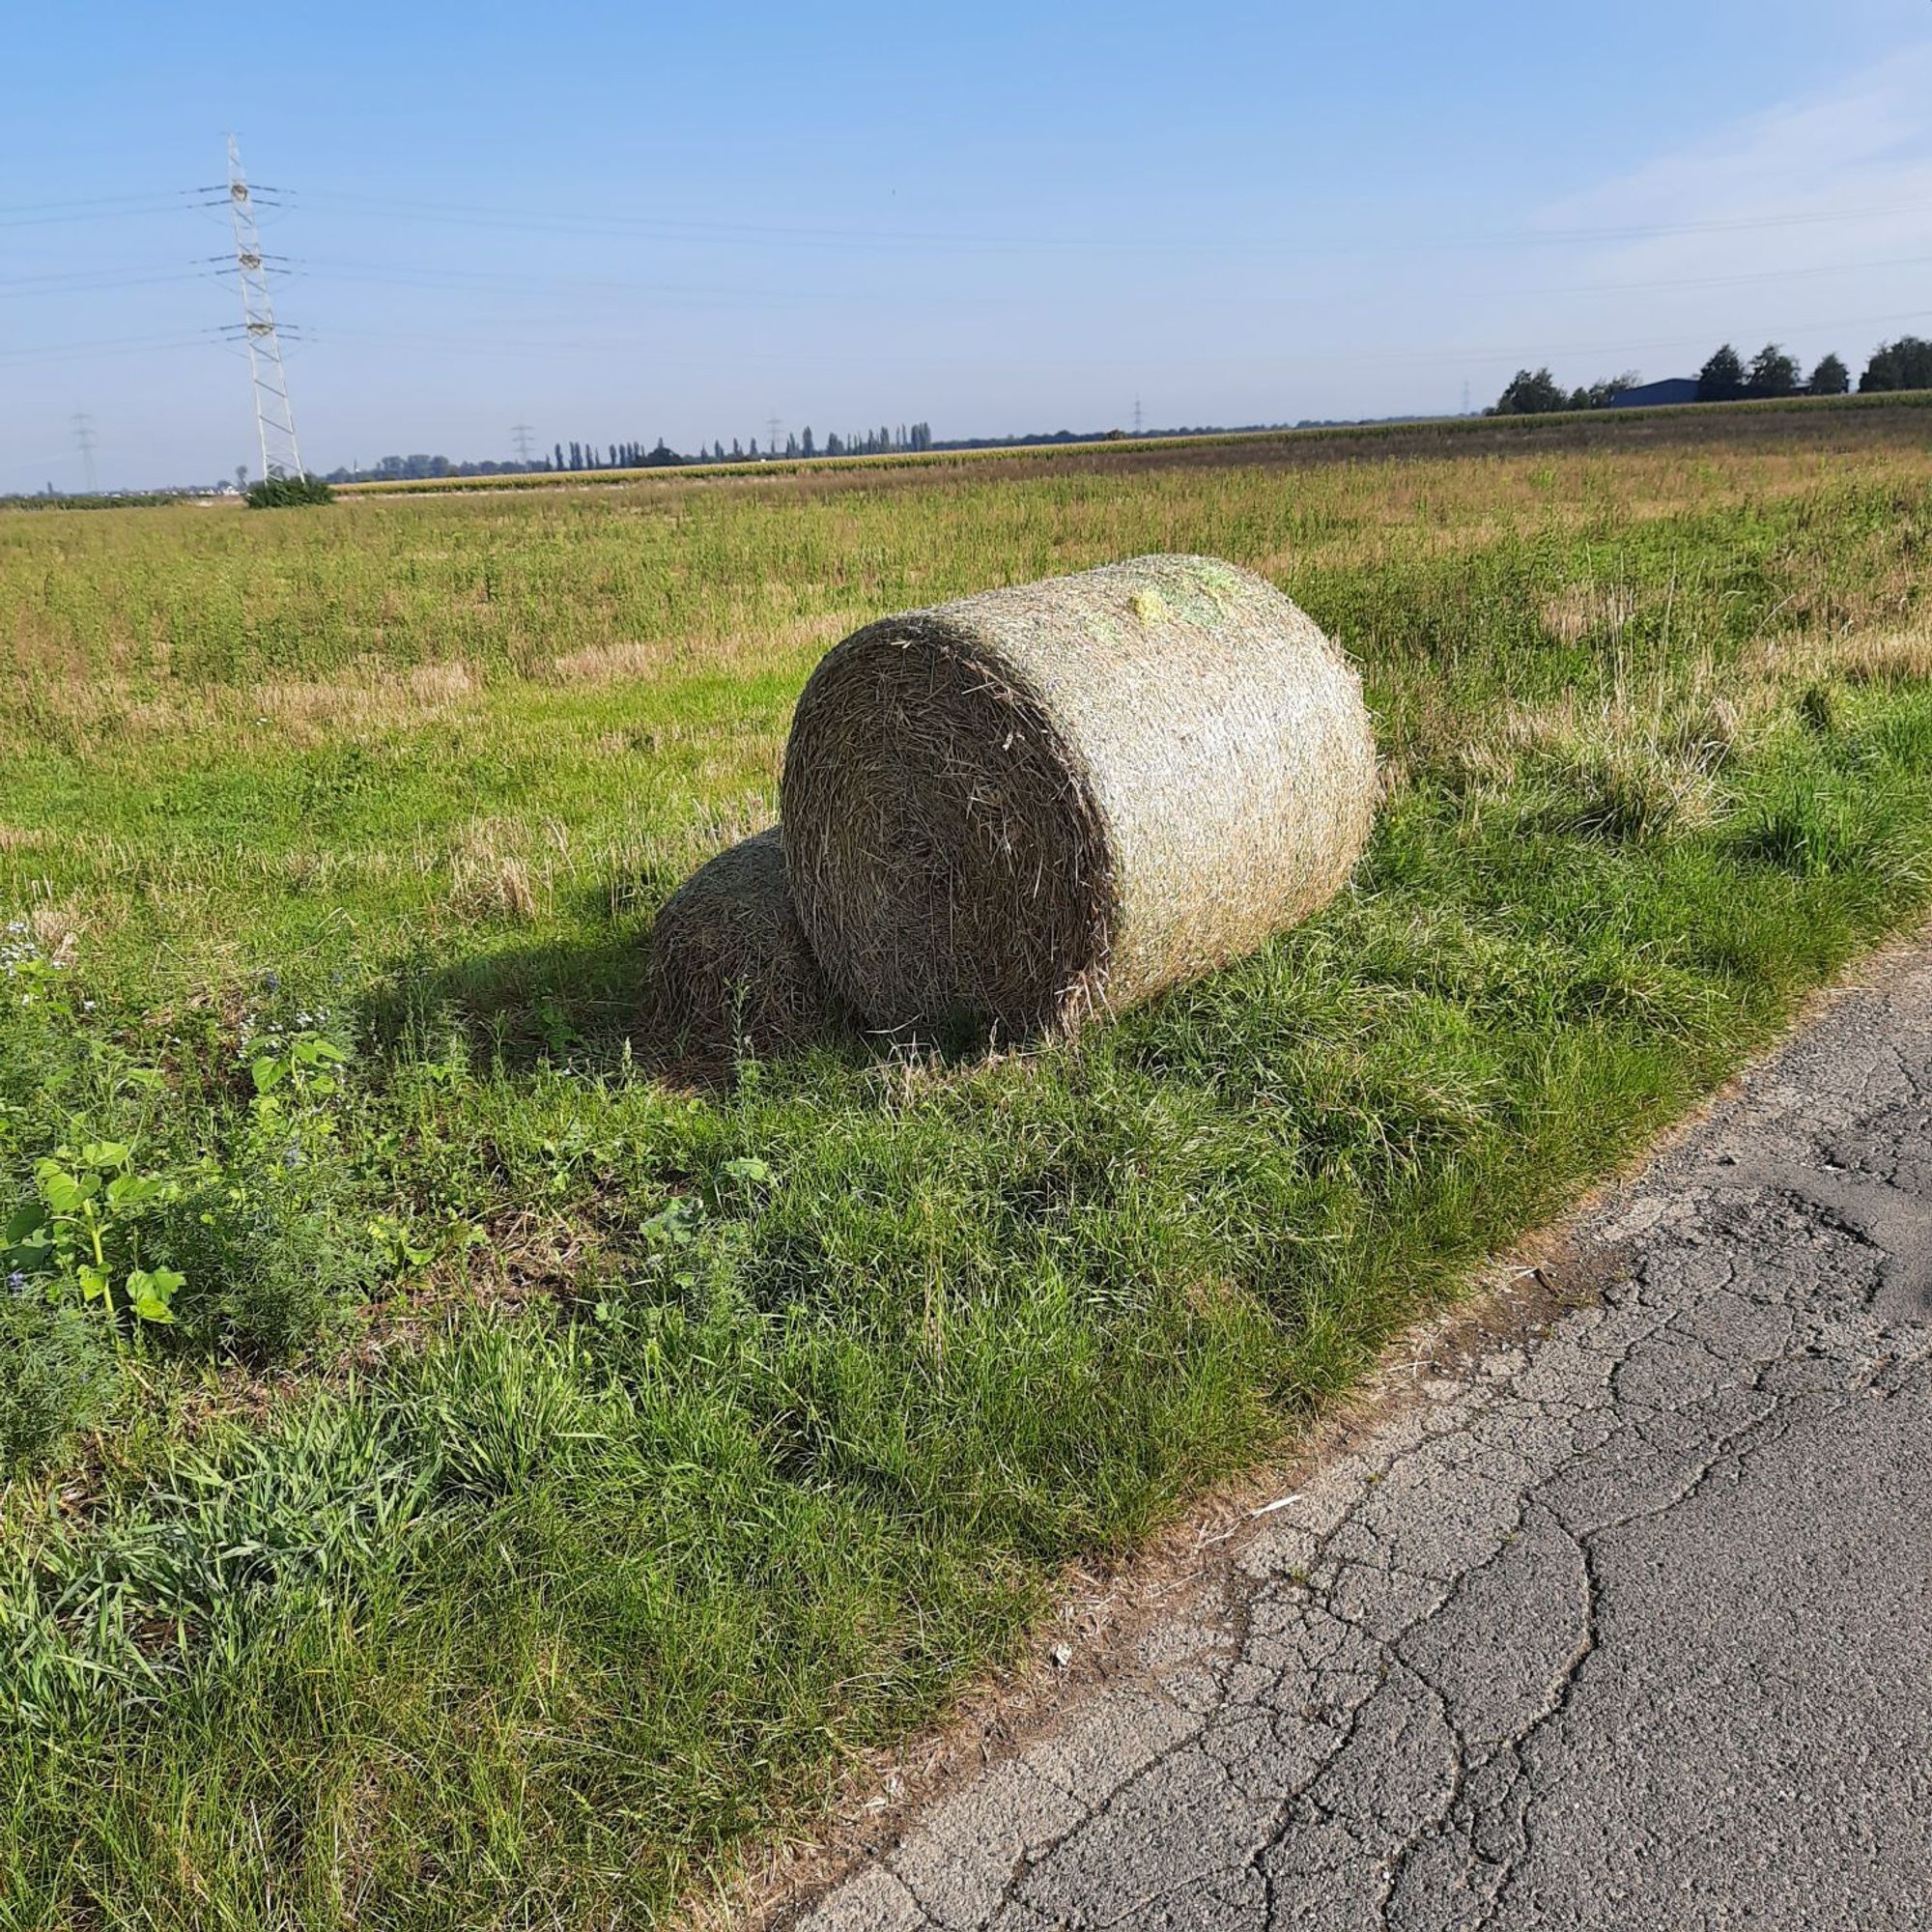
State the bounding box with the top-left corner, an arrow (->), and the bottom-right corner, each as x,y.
219,135 -> 304,479
71,412 -> 99,493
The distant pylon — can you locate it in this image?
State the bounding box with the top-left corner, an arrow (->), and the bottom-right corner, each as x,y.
71,412 -> 99,493
510,422 -> 537,466
1133,396 -> 1143,436
766,412 -> 781,458
219,136 -> 304,479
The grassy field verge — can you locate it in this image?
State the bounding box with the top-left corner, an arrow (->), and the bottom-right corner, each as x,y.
2,405 -> 1930,1926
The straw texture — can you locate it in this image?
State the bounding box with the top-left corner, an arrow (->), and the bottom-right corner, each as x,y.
652,829 -> 833,1054
781,554 -> 1376,1035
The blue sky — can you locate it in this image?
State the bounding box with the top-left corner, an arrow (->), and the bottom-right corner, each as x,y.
6,1 -> 1932,487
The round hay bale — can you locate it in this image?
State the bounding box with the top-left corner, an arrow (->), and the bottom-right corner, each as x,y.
781,554 -> 1376,1036
652,829 -> 833,1055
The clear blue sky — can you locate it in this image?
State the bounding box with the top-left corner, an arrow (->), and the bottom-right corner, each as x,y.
6,1 -> 1931,487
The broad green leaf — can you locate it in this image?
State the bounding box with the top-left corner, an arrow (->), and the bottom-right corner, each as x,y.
77,1264 -> 109,1302
127,1266 -> 184,1320
79,1142 -> 131,1171
36,1165 -> 88,1213
3,1201 -> 46,1248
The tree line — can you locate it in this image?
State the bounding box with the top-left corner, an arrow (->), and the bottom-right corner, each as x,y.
1489,334 -> 1932,416
321,422 -> 937,485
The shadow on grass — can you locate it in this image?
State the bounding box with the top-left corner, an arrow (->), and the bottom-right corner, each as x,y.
361,914 -> 867,1091
365,923 -> 660,1072
360,916 -> 1006,1097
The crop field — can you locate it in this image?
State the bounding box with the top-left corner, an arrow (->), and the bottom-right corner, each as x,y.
3,402 -> 1932,1926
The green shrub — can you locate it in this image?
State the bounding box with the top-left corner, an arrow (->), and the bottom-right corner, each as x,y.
244,474 -> 334,508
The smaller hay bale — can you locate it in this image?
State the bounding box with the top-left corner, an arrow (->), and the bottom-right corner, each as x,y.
652,829 -> 834,1056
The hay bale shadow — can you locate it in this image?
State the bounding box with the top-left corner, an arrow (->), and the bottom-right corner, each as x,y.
360,833 -> 848,1089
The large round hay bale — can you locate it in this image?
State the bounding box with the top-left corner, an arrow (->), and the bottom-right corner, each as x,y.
781,554 -> 1376,1036
652,829 -> 833,1056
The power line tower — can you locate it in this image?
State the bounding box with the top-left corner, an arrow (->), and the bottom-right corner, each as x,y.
1132,396 -> 1143,437
510,422 -> 537,467
766,412 -> 781,458
216,135 -> 304,479
71,412 -> 99,493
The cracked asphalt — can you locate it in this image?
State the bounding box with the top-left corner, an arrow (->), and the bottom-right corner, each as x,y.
790,943 -> 1932,1930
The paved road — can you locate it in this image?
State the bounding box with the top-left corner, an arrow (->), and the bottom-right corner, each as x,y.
792,944 -> 1932,1930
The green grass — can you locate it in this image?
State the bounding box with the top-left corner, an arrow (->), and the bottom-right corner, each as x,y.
2,404 -> 1931,1926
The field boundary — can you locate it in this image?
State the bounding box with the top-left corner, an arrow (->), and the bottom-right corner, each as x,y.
334,388 -> 1932,498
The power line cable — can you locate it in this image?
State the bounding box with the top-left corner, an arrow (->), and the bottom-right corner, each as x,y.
279,187 -> 1932,258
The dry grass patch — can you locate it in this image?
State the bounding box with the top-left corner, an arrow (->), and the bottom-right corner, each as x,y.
447,820 -> 547,923
26,896 -> 85,966
249,662 -> 480,741
1837,627 -> 1932,687
1541,582 -> 1637,646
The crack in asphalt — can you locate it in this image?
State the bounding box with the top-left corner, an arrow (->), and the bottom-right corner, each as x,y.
790,947 -> 1932,1931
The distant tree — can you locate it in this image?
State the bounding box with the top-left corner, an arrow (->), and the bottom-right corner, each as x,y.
826,431 -> 844,456
1860,335 -> 1932,392
731,438 -> 743,459
748,438 -> 759,459
1744,344 -> 1800,398
800,426 -> 815,456
784,432 -> 799,457
554,442 -> 564,470
1696,344 -> 1746,403
235,464 -> 248,492
1488,367 -> 1569,415
1568,370 -> 1639,411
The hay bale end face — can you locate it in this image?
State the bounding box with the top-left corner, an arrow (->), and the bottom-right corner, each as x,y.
781,554 -> 1376,1036
652,828 -> 833,1056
